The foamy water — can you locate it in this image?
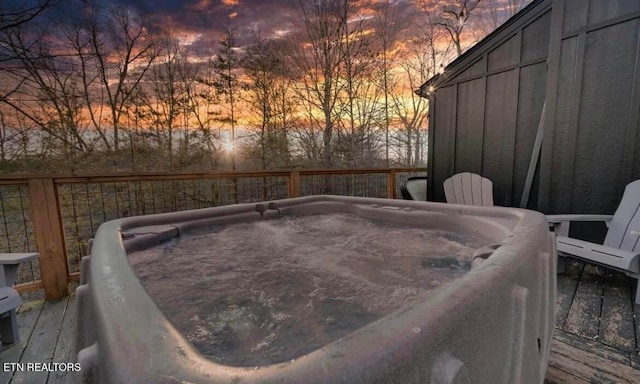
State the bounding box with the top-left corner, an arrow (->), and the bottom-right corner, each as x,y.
128,213 -> 486,366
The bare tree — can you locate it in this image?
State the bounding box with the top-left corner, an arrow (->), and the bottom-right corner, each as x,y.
0,0 -> 53,38
289,0 -> 350,169
390,50 -> 430,166
173,46 -> 222,169
435,0 -> 482,57
334,74 -> 385,167
414,2 -> 453,81
372,0 -> 407,167
135,35 -> 184,168
333,0 -> 384,167
481,0 -> 529,33
242,32 -> 293,169
213,19 -> 242,171
271,39 -> 297,168
0,12 -> 95,166
188,45 -> 223,169
0,0 -> 62,165
0,108 -> 30,162
78,3 -> 159,151
390,1 -> 451,166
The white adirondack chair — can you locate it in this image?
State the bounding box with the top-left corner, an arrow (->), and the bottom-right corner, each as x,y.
547,180 -> 640,304
0,252 -> 39,344
443,172 -> 494,206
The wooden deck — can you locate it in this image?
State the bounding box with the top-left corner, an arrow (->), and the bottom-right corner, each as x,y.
1,259 -> 640,383
0,295 -> 75,384
546,259 -> 640,383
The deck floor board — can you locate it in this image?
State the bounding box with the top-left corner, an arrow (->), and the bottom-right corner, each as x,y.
600,270 -> 636,352
555,259 -> 583,327
9,298 -> 69,384
547,337 -> 640,383
0,301 -> 44,384
552,329 -> 631,366
49,295 -> 76,384
564,264 -> 606,338
1,261 -> 640,383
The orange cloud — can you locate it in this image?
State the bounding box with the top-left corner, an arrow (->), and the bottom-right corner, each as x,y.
189,0 -> 213,11
222,0 -> 239,6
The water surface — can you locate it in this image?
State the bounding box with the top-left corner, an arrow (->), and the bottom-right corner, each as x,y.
128,213 -> 485,366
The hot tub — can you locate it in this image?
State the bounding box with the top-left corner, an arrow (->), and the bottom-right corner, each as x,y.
75,195 -> 556,383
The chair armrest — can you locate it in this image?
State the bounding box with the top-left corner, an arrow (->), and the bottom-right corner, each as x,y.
556,236 -> 640,273
546,214 -> 613,223
0,253 -> 39,288
0,253 -> 39,265
546,215 -> 614,236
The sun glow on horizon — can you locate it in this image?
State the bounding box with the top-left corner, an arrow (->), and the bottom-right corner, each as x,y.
223,139 -> 235,152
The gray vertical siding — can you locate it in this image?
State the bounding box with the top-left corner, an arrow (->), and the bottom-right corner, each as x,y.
548,36 -> 580,214
586,0 -> 640,26
430,86 -> 456,202
541,0 -> 640,214
427,0 -> 552,205
426,0 -> 640,215
483,70 -> 518,206
455,79 -> 485,174
572,20 -> 639,212
488,35 -> 520,70
521,11 -> 551,62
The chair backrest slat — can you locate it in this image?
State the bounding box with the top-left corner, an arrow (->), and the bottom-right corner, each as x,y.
461,173 -> 473,204
443,172 -> 494,207
604,180 -> 640,252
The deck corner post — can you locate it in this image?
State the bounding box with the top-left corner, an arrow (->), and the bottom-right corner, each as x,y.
28,177 -> 69,300
387,169 -> 397,199
289,171 -> 301,198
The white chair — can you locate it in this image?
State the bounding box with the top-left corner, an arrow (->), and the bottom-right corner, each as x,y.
547,180 -> 640,304
400,176 -> 427,201
443,172 -> 494,206
0,252 -> 39,344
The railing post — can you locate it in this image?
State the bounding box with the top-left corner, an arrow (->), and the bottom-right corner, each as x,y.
28,178 -> 69,299
289,171 -> 301,198
387,169 -> 397,199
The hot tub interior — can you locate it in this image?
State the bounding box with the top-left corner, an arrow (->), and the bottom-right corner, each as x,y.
127,211 -> 489,367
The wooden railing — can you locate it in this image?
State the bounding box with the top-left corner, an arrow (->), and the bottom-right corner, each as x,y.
0,167 -> 426,300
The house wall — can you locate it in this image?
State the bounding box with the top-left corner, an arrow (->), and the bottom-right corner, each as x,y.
539,0 -> 640,215
428,0 -> 552,208
427,0 -> 640,216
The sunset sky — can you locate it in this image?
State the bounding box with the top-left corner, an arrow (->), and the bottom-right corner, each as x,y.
75,0 -> 529,66
121,0 -> 302,36
0,0 -> 532,168
99,0 -> 422,53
